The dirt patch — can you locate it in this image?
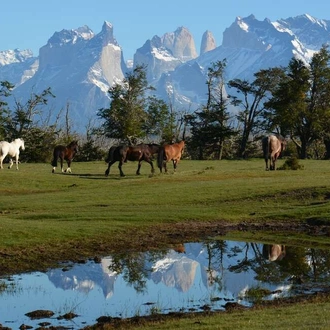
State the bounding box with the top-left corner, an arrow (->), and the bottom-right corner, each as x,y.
1,219 -> 329,277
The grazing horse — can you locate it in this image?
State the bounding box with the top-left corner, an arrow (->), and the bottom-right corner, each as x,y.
157,140 -> 185,173
0,138 -> 25,170
51,141 -> 78,173
262,134 -> 286,170
105,144 -> 155,177
262,244 -> 286,261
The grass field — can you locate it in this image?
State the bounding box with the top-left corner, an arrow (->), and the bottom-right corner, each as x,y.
1,158 -> 330,329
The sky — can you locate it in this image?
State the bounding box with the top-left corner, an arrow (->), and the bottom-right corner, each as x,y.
1,0 -> 330,60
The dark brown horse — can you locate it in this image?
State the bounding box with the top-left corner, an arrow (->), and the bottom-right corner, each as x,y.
145,143 -> 160,158
51,141 -> 78,173
157,140 -> 185,173
262,134 -> 286,170
105,144 -> 155,177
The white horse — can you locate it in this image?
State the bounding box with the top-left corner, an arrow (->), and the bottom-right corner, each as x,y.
0,138 -> 25,170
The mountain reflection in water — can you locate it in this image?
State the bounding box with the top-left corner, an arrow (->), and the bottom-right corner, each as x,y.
1,240 -> 330,329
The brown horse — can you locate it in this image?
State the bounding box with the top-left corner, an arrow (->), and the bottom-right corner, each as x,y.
262,244 -> 286,261
105,144 -> 155,177
51,141 -> 78,173
157,140 -> 185,173
262,134 -> 286,170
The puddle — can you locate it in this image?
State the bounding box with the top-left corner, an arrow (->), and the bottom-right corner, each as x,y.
1,239 -> 330,329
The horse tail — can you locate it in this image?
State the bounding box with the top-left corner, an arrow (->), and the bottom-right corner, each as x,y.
105,146 -> 116,163
51,148 -> 58,167
157,146 -> 165,171
262,136 -> 270,161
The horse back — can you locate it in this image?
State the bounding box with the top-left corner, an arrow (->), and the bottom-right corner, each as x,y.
165,140 -> 185,160
126,145 -> 151,161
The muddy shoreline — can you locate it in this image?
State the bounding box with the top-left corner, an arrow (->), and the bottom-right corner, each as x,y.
1,220 -> 330,277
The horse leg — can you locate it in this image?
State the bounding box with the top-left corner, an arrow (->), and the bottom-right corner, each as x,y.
136,161 -> 142,175
105,161 -> 115,176
0,156 -> 3,169
145,159 -> 154,174
8,158 -> 13,169
265,158 -> 269,171
60,158 -> 64,173
15,154 -> 19,170
164,161 -> 168,173
52,157 -> 57,173
270,156 -> 275,170
173,159 -> 177,172
118,161 -> 125,177
66,160 -> 72,173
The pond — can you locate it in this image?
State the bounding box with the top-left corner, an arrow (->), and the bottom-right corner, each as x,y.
1,239 -> 330,329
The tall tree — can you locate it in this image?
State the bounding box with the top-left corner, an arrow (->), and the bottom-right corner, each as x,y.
187,60 -> 235,160
228,67 -> 284,158
97,64 -> 170,145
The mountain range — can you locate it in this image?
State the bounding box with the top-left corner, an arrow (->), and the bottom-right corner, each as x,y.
0,13 -> 329,132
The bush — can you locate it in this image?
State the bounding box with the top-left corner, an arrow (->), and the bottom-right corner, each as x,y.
278,156 -> 304,170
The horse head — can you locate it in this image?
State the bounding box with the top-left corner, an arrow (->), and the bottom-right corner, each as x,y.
69,141 -> 79,153
16,138 -> 25,150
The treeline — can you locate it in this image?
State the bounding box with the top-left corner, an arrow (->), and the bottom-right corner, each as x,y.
2,45 -> 330,162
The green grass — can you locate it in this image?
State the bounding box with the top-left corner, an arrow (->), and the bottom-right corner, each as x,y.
108,294 -> 330,330
1,158 -> 330,249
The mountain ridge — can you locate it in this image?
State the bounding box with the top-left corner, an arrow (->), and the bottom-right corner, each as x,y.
0,14 -> 328,131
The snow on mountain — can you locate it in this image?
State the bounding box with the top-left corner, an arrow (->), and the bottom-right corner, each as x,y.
0,49 -> 38,87
0,14 -> 329,132
8,21 -> 126,129
155,13 -> 328,110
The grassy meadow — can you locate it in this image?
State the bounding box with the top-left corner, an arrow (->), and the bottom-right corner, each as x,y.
2,157 -> 330,329
1,158 -> 330,261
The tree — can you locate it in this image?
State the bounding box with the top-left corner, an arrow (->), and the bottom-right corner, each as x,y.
187,60 -> 236,160
97,65 -> 171,145
266,46 -> 330,159
143,95 -> 174,142
0,81 -> 14,139
228,67 -> 285,158
4,87 -> 55,140
1,86 -> 63,162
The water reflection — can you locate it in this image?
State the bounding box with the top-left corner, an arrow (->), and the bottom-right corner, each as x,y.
1,239 -> 330,329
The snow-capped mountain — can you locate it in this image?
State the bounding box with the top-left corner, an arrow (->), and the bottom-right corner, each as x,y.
0,14 -> 329,132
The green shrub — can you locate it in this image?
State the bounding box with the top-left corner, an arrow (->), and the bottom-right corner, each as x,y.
278,157 -> 304,170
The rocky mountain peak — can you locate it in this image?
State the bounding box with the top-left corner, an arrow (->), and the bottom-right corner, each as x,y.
96,21 -> 118,47
46,25 -> 94,49
200,30 -> 216,55
161,26 -> 198,60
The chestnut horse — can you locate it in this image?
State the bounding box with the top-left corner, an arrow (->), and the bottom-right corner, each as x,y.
262,134 -> 286,170
157,140 -> 185,173
51,141 -> 78,173
105,144 -> 155,177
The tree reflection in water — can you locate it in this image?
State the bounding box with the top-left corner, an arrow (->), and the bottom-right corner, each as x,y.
2,239 -> 330,329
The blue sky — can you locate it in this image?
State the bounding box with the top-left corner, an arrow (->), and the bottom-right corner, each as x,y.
1,0 -> 330,60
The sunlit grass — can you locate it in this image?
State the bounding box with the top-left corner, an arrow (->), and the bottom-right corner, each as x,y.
1,158 -> 330,274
